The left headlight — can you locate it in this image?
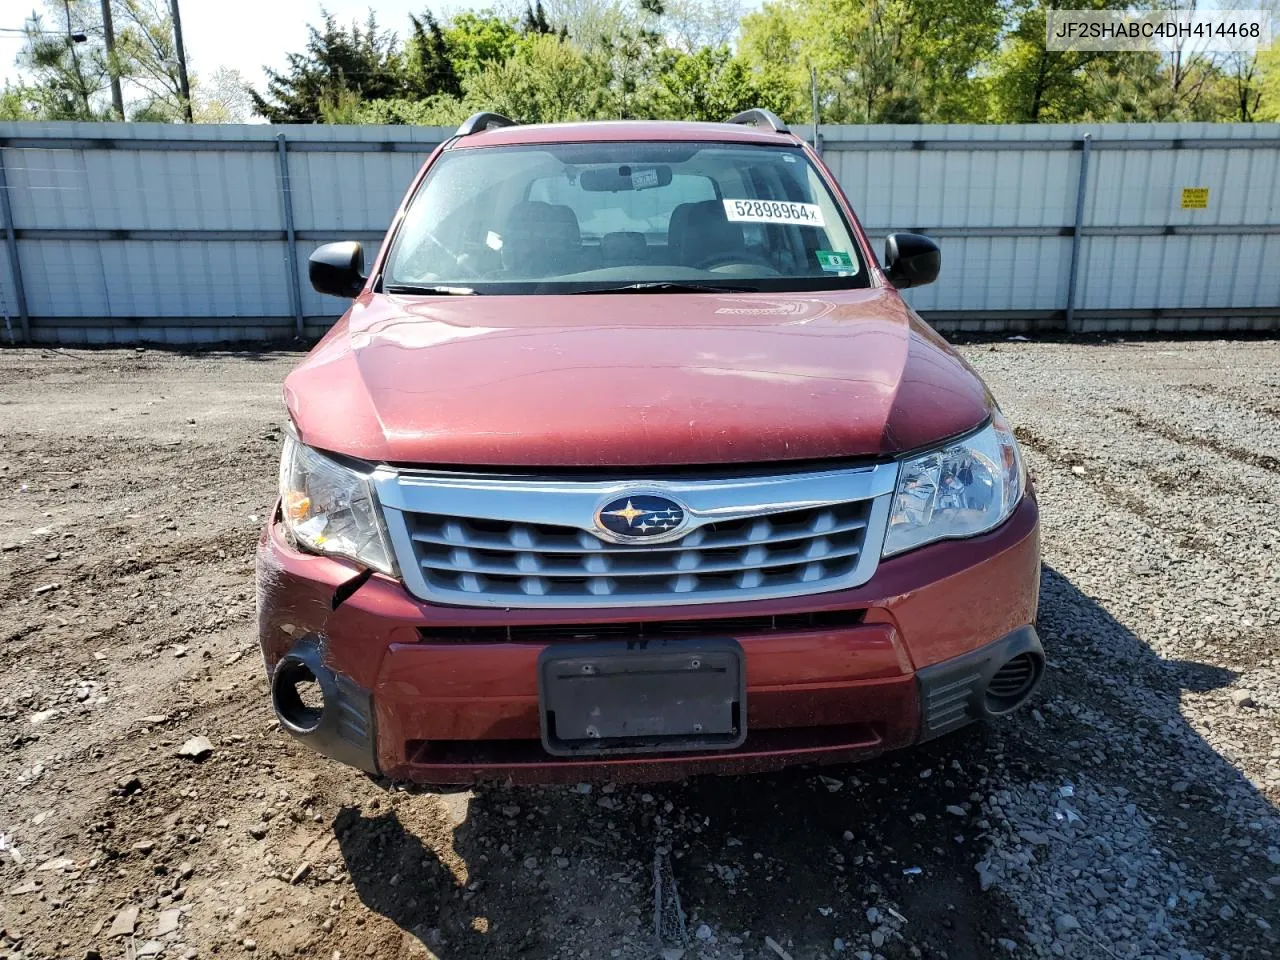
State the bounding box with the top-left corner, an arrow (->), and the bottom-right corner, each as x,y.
278,433 -> 397,574
882,412 -> 1025,557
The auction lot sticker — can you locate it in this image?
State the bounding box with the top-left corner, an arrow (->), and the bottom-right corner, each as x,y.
724,198 -> 825,227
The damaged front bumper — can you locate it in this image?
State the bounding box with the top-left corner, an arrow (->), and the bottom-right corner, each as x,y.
256,494 -> 1042,784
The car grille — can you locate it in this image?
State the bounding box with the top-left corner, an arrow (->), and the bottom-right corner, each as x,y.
408,500 -> 873,600
374,464 -> 897,608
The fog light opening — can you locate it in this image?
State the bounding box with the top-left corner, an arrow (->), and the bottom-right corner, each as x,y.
273,656 -> 326,734
985,652 -> 1042,714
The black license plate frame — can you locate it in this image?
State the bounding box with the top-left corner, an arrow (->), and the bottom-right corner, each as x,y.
537,638 -> 746,757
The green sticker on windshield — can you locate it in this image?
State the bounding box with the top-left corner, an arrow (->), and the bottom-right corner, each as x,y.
816,249 -> 855,273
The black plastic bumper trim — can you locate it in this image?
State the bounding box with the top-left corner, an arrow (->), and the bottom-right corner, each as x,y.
916,625 -> 1044,741
271,637 -> 379,775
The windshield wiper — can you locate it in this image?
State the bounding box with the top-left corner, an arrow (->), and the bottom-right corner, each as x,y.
571,281 -> 759,294
384,283 -> 478,296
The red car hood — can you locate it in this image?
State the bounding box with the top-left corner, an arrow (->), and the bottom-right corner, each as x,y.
285,287 -> 992,467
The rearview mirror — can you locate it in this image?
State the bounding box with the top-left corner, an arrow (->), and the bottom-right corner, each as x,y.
580,165 -> 674,192
884,233 -> 940,289
309,241 -> 365,298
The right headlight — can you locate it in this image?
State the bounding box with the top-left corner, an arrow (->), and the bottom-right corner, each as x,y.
278,433 -> 397,575
881,412 -> 1025,557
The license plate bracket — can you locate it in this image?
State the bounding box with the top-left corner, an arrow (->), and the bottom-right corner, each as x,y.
538,638 -> 746,757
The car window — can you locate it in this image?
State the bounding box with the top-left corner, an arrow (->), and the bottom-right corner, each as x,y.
384,140 -> 868,294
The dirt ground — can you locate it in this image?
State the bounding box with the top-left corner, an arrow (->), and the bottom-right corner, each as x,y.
1,339 -> 1277,960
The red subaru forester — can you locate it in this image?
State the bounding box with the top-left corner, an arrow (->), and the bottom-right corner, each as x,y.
257,110 -> 1042,784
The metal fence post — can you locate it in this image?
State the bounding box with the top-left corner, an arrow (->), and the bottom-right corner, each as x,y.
810,66 -> 822,156
276,133 -> 305,339
1064,132 -> 1092,333
0,146 -> 31,344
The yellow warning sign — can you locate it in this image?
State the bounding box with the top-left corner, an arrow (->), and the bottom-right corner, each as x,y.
1181,187 -> 1209,209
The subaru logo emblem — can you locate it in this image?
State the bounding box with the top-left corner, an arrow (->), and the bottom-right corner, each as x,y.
594,494 -> 688,543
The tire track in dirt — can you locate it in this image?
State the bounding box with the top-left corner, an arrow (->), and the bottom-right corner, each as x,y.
1177,382 -> 1280,420
1113,406 -> 1280,474
1014,422 -> 1269,569
1014,425 -> 1153,520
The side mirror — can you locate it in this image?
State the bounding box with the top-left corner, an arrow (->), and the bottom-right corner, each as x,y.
309,241 -> 365,298
884,233 -> 940,289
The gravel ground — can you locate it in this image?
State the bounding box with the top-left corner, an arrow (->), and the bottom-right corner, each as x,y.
0,339 -> 1277,960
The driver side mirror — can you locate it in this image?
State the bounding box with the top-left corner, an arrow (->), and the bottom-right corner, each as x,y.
884,233 -> 940,289
309,241 -> 366,298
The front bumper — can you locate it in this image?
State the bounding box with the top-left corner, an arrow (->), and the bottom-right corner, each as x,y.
256,493 -> 1041,784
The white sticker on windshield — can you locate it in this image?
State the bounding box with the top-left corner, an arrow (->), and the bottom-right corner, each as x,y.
723,198 -> 825,228
630,168 -> 659,189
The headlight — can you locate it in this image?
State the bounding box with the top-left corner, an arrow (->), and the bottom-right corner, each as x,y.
882,412 -> 1025,557
278,434 -> 396,574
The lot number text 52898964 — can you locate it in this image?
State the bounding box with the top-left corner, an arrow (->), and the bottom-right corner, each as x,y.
722,199 -> 826,228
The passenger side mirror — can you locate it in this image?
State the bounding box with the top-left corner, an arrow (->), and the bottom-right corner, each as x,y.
884,233 -> 940,289
309,241 -> 366,298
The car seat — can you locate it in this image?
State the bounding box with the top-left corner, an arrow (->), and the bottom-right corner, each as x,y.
502,201 -> 582,276
667,200 -> 745,267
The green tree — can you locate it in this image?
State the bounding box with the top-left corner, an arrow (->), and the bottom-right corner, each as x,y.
649,45 -> 790,121
251,12 -> 402,123
1221,0 -> 1280,121
540,0 -> 627,49
0,85 -> 41,121
737,0 -> 808,122
7,0 -> 203,122
462,33 -> 608,122
1215,47 -> 1270,122
403,10 -> 462,98
986,2 -> 1087,122
983,0 -> 1151,123
13,5 -> 110,120
663,0 -> 744,52
1258,43 -> 1280,120
326,91 -> 470,125
1077,52 -> 1183,122
444,12 -> 520,77
13,0 -> 1271,127
597,0 -> 666,118
113,0 -> 189,120
739,0 -> 1000,124
807,0 -> 924,123
193,67 -> 255,123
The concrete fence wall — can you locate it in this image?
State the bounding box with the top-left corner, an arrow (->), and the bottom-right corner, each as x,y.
1,120 -> 1277,345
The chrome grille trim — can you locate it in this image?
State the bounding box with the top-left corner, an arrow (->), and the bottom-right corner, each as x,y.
373,463 -> 898,608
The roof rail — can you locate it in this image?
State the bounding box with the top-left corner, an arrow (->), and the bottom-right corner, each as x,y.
727,108 -> 790,134
456,112 -> 517,137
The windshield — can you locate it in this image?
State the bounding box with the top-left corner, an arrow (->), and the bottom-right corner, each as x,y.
383,140 -> 869,294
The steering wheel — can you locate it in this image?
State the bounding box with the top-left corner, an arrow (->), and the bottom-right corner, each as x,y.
693,251 -> 778,271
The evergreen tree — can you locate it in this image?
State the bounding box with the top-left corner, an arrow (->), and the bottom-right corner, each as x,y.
405,11 -> 462,98
521,2 -> 555,35
250,13 -> 401,123
13,5 -> 109,120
